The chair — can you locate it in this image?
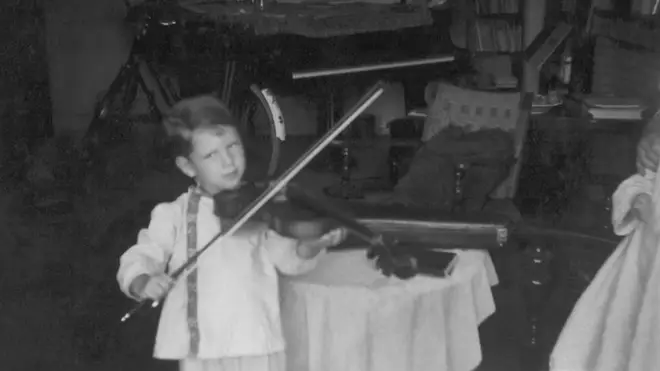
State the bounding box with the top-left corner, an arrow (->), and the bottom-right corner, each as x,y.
390,82 -> 534,209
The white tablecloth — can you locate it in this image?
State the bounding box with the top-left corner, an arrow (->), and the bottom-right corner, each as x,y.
281,249 -> 498,371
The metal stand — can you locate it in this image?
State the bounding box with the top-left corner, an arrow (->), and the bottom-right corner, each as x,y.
324,145 -> 363,199
453,163 -> 468,213
83,6 -> 178,161
323,114 -> 377,199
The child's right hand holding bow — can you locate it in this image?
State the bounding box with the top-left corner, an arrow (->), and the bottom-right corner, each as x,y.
129,273 -> 172,301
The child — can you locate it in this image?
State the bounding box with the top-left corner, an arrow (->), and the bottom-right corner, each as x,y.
550,171 -> 660,371
116,95 -> 346,371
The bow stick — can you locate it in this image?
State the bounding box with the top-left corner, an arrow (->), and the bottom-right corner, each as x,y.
121,81 -> 386,322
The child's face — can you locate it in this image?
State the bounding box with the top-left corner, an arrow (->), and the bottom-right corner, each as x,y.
176,125 -> 246,194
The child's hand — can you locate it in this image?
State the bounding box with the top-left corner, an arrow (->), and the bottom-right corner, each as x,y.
296,228 -> 347,259
318,228 -> 348,248
129,273 -> 172,301
632,193 -> 653,224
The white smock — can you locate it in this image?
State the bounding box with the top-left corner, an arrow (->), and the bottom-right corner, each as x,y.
550,169 -> 660,371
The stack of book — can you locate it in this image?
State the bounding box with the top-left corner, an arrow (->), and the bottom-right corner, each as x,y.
582,96 -> 645,121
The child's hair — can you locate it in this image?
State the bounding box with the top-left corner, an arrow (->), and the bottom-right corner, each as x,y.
162,95 -> 239,157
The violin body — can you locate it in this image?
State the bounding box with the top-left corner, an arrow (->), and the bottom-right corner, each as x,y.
213,182 -> 429,279
213,182 -> 339,241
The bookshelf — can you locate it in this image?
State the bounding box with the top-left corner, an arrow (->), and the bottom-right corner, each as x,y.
467,0 -> 524,54
447,0 -> 524,89
474,0 -> 521,14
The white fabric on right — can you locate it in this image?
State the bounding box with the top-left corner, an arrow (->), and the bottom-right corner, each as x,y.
550,167 -> 660,371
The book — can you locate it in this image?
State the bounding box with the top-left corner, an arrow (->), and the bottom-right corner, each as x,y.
582,95 -> 644,120
583,96 -> 643,109
583,106 -> 644,120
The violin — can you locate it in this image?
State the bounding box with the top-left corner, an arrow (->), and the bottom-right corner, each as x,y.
213,181 -> 419,279
121,81 -> 422,323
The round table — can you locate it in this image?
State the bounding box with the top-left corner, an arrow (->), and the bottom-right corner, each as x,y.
281,248 -> 498,371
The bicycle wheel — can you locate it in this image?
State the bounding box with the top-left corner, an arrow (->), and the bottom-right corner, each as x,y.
233,84 -> 285,182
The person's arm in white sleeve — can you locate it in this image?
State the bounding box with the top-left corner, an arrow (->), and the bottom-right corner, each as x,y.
117,202 -> 180,300
262,228 -> 346,275
612,174 -> 653,236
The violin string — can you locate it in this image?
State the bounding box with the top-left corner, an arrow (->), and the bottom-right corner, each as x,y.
121,82 -> 386,321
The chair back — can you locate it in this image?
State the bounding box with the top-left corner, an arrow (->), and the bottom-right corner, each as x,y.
422,82 -> 534,199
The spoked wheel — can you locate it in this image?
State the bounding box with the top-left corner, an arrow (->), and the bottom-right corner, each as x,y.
77,58 -> 182,192
232,84 -> 285,181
